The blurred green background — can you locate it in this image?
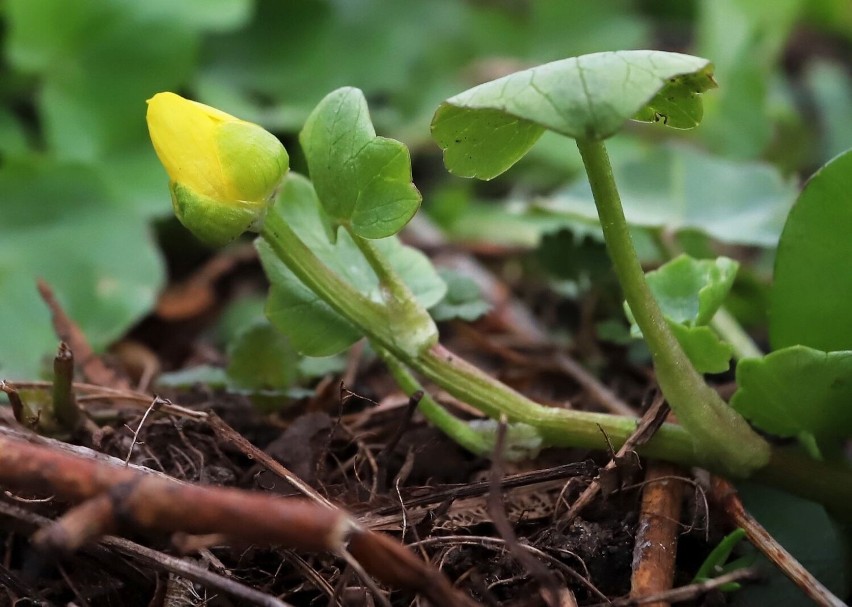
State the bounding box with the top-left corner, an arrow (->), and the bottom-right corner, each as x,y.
0,0 -> 850,379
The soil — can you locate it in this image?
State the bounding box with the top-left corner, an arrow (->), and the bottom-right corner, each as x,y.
0,249 -> 733,607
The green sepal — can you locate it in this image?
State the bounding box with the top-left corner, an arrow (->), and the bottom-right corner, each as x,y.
171,181 -> 264,247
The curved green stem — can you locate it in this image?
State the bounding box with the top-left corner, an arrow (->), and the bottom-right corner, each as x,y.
350,234 -> 438,357
711,307 -> 763,361
257,196 -> 852,515
375,346 -> 492,456
575,137 -> 770,476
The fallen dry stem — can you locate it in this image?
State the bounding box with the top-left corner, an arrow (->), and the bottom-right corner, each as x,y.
0,499 -> 292,607
588,568 -> 759,606
563,394 -> 668,523
710,476 -> 847,607
630,462 -> 686,606
0,433 -> 477,607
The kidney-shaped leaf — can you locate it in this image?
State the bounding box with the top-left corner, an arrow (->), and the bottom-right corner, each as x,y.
540,144 -> 796,247
770,149 -> 852,352
731,346 -> 852,444
260,174 -> 445,357
0,161 -> 163,379
431,50 -> 714,179
300,87 -> 421,239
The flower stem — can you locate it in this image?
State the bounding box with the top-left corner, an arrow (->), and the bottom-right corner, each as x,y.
575,137 -> 770,476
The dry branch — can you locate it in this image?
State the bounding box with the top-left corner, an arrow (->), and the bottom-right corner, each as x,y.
0,432 -> 478,607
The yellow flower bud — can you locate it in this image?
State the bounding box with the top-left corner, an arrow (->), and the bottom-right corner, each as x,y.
146,92 -> 289,246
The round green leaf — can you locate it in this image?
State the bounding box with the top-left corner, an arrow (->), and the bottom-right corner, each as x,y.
0,161 -> 163,379
259,174 -> 446,357
300,87 -> 421,239
226,321 -> 300,391
731,346 -> 852,443
431,50 -> 714,179
541,144 -> 797,248
770,149 -> 852,352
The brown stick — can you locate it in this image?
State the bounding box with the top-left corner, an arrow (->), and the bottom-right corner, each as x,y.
710,476 -> 846,607
630,462 -> 686,606
37,279 -> 129,390
564,394 -> 668,523
0,433 -> 477,607
588,568 -> 759,606
0,500 -> 292,607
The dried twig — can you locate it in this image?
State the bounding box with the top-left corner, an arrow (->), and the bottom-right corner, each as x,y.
0,432 -> 478,607
630,462 -> 686,606
710,476 -> 847,607
52,342 -> 81,432
487,415 -> 564,607
0,500 -> 291,607
587,568 -> 759,606
37,279 -> 129,389
563,394 -> 668,523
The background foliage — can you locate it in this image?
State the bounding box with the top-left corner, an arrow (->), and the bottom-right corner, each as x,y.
0,3 -> 850,601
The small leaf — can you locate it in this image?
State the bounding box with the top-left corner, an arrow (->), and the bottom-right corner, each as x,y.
540,144 -> 797,248
300,87 -> 421,239
156,366 -> 230,389
693,528 -> 747,586
226,321 -> 300,392
668,323 -> 734,374
432,50 -> 714,179
770,149 -> 852,352
643,255 -> 739,327
626,255 -> 738,373
260,174 -> 445,357
429,269 -> 492,322
466,420 -> 544,462
731,346 -> 852,444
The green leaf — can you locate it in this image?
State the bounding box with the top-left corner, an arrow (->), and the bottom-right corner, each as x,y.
0,160 -> 163,379
156,365 -> 230,389
805,60 -> 852,163
667,323 -> 734,374
226,321 -> 300,392
696,0 -> 803,158
300,87 -> 421,239
540,144 -> 797,248
260,174 -> 445,357
693,529 -> 749,591
770,149 -> 852,352
643,255 -> 739,327
626,255 -> 738,373
731,346 -> 852,443
429,269 -> 492,322
7,0 -> 198,160
431,50 -> 714,179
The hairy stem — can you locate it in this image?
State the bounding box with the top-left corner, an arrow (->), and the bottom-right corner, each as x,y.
575,137 -> 770,476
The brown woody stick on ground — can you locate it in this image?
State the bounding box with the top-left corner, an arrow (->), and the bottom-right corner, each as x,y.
629,462 -> 686,607
0,433 -> 478,607
710,476 -> 846,607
